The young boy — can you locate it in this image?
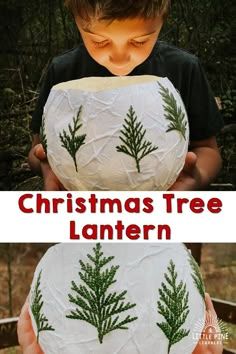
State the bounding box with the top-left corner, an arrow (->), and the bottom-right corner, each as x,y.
28,0 -> 223,191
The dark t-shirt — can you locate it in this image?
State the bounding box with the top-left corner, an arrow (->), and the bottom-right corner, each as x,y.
32,41 -> 223,140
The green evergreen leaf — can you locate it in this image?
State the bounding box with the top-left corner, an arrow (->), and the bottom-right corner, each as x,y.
158,82 -> 187,140
66,243 -> 138,343
157,260 -> 190,353
188,252 -> 205,300
40,114 -> 47,154
59,105 -> 86,172
31,270 -> 55,342
116,105 -> 158,173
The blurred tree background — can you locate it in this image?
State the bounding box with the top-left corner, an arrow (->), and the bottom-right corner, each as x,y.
0,0 -> 235,190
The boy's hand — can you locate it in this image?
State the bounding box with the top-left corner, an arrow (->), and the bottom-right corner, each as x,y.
33,144 -> 66,191
169,136 -> 222,191
192,293 -> 223,354
17,296 -> 44,354
169,152 -> 200,191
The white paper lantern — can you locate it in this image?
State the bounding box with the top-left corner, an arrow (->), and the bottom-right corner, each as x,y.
29,243 -> 205,354
42,76 -> 189,190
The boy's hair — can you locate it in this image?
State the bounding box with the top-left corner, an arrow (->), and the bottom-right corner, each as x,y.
65,0 -> 170,21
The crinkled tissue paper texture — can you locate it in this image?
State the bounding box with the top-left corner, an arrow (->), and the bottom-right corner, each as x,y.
43,75 -> 189,191
30,243 -> 205,354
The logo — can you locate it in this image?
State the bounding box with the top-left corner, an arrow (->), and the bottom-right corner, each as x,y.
192,313 -> 229,346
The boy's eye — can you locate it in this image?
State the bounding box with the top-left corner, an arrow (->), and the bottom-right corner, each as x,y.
92,40 -> 109,48
131,40 -> 147,47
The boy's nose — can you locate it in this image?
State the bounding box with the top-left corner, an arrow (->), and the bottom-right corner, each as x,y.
109,51 -> 131,66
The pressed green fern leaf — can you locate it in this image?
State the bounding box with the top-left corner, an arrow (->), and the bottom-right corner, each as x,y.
157,260 -> 190,353
40,114 -> 47,154
31,270 -> 55,342
66,243 -> 138,343
188,253 -> 205,300
116,105 -> 158,173
59,105 -> 86,172
158,82 -> 187,140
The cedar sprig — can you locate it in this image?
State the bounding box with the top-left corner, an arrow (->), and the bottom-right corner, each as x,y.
31,270 -> 55,342
158,82 -> 187,140
157,260 -> 190,353
188,253 -> 205,300
59,105 -> 86,172
116,105 -> 158,173
40,114 -> 47,154
66,243 -> 138,343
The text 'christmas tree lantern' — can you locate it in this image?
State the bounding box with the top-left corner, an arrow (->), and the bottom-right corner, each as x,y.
42,76 -> 189,190
29,243 -> 205,354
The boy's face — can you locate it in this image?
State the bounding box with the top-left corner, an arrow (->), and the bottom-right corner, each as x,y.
75,17 -> 163,76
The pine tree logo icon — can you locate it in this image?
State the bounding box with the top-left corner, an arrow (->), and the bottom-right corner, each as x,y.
192,313 -> 229,346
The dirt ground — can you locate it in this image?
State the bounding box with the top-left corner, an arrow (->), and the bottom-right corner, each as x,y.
0,243 -> 235,353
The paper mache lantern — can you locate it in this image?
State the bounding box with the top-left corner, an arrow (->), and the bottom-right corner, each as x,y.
42,75 -> 189,190
29,243 -> 205,354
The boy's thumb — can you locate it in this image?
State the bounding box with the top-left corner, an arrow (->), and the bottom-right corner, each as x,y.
183,151 -> 197,175
34,144 -> 47,160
